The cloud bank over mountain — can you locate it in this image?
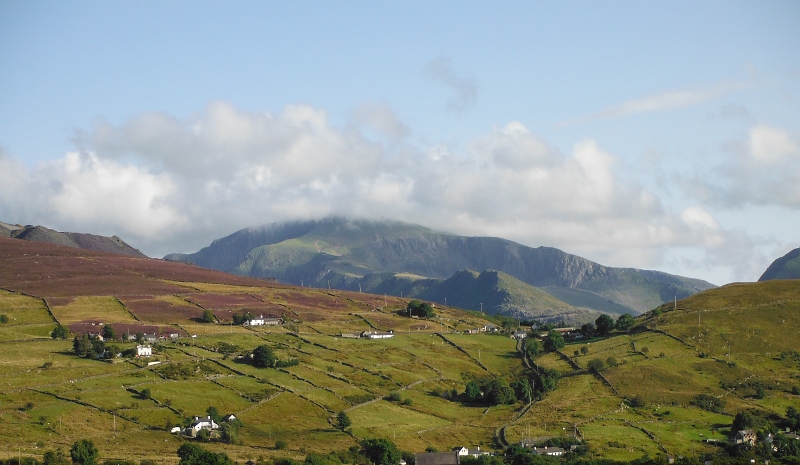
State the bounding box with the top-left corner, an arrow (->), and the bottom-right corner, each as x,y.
1,100 -> 794,285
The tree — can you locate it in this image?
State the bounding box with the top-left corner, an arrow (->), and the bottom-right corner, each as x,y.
176,443 -> 235,465
465,380 -> 482,402
73,335 -> 92,357
336,411 -> 351,431
732,411 -> 758,432
606,356 -> 618,367
252,345 -> 276,368
580,322 -> 596,338
140,388 -> 152,400
206,406 -> 222,423
101,325 -> 116,340
587,358 -> 605,373
535,368 -> 559,394
580,345 -> 589,355
485,378 -> 517,405
615,314 -> 635,331
543,330 -> 565,352
513,378 -> 533,404
524,338 -> 542,358
51,324 -> 70,340
0,314 -> 9,324
595,314 -> 614,336
43,449 -> 71,465
70,439 -> 99,465
361,438 -> 402,465
201,310 -> 215,323
406,300 -> 435,318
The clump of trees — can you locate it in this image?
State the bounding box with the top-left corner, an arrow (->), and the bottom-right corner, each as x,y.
73,334 -> 116,360
232,312 -> 255,325
251,344 -> 298,369
51,324 -> 70,339
405,300 -> 434,318
177,443 -> 235,465
543,330 -> 565,352
692,393 -> 726,413
462,371 -> 557,406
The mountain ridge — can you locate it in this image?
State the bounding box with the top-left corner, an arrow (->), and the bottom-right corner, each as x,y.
759,246 -> 800,281
1,222 -> 146,257
165,217 -> 715,322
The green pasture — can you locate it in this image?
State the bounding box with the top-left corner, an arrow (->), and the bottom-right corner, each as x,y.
0,290 -> 54,324
444,333 -> 521,375
532,352 -> 574,374
579,420 -> 662,461
348,399 -> 452,441
49,295 -> 136,324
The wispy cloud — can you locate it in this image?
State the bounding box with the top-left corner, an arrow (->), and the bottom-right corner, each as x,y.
562,83 -> 741,126
423,56 -> 477,114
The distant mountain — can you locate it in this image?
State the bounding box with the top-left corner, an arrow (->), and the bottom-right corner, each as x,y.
0,222 -> 146,258
166,218 -> 714,322
759,247 -> 800,281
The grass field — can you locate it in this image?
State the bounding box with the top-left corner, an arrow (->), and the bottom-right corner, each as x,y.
2,240 -> 799,464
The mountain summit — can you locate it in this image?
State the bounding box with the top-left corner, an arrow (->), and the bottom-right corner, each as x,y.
759,246 -> 800,281
1,221 -> 146,258
165,217 -> 714,322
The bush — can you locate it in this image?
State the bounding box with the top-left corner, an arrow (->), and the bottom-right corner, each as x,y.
543,330 -> 565,352
275,440 -> 288,450
692,393 -> 725,413
587,358 -> 605,373
252,345 -> 276,368
201,310 -> 215,323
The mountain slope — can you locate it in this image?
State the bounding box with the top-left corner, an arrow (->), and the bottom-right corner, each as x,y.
166,217 -> 715,319
2,222 -> 146,257
759,246 -> 800,281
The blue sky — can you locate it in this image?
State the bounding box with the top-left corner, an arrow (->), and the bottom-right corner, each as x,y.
1,1 -> 798,285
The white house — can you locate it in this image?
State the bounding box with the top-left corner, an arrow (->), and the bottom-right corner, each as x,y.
190,416 -> 219,431
511,331 -> 528,339
452,447 -> 486,458
362,331 -> 394,339
136,345 -> 152,357
246,315 -> 266,326
532,447 -> 564,456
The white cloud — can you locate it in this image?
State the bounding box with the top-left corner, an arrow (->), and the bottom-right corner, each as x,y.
748,124 -> 799,163
350,102 -> 410,142
0,102 -> 770,284
688,124 -> 800,209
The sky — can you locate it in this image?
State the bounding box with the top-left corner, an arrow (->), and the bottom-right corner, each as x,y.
1,1 -> 799,286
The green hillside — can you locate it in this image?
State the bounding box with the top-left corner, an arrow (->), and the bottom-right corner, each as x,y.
2,237 -> 799,465
759,247 -> 800,281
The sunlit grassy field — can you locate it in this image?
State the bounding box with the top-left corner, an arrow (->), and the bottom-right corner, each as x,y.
2,247 -> 799,465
